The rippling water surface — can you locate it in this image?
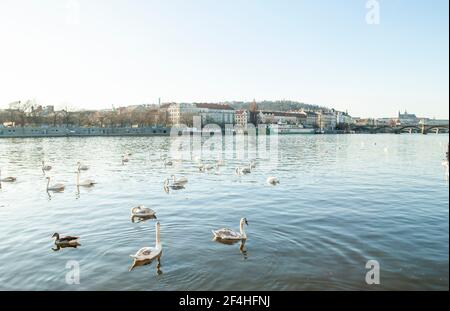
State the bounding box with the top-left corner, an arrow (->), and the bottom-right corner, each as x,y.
0,134 -> 448,290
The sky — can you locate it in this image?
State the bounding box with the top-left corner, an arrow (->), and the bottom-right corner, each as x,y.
0,0 -> 448,119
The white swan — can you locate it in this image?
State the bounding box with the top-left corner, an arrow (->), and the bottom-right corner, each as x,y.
130,222 -> 162,262
77,162 -> 89,171
46,177 -> 65,192
235,166 -> 251,175
42,161 -> 52,171
131,205 -> 156,218
171,175 -> 188,186
267,176 -> 280,185
199,163 -> 215,172
212,218 -> 249,241
249,161 -> 256,169
163,159 -> 173,167
164,178 -> 185,190
76,169 -> 96,187
122,155 -> 130,164
0,169 -> 17,183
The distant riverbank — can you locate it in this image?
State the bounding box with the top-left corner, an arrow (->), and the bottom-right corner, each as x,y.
1,126 -> 448,138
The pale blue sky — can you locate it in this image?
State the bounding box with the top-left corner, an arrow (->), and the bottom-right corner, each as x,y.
0,0 -> 448,118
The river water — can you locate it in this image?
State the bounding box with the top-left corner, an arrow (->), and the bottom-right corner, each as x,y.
0,134 -> 448,290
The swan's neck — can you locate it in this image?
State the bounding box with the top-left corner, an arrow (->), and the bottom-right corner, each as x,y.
46,178 -> 50,190
76,170 -> 80,186
240,222 -> 246,238
155,225 -> 161,247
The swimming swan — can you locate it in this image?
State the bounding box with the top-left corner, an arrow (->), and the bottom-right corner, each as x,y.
131,205 -> 156,218
46,177 -> 65,192
76,168 -> 96,187
235,166 -> 251,176
0,169 -> 17,183
122,155 -> 130,164
267,176 -> 280,185
42,161 -> 52,171
171,175 -> 188,187
212,218 -> 249,241
130,222 -> 162,262
77,162 -> 89,171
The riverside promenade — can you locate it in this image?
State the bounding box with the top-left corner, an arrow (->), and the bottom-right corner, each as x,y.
0,126 -> 171,138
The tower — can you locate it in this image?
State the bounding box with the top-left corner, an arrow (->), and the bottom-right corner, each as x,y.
249,99 -> 258,126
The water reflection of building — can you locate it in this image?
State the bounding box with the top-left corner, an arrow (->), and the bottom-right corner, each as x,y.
249,100 -> 258,127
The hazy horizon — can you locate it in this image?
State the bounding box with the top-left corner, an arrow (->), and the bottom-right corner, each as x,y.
0,0 -> 448,119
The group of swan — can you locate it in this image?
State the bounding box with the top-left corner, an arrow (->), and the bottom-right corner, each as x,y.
45,162 -> 95,192
127,216 -> 248,271
233,161 -> 280,186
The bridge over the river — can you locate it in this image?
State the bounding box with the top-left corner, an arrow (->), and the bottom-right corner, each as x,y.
351,123 -> 449,134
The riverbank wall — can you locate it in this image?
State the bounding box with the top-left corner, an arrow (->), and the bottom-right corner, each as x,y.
0,126 -> 171,138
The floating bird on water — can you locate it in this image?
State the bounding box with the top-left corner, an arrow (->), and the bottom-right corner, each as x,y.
129,222 -> 162,271
199,163 -> 215,172
46,177 -> 65,192
163,158 -> 173,167
171,175 -> 188,187
42,161 -> 52,172
212,218 -> 249,241
0,169 -> 17,185
164,178 -> 185,192
122,155 -> 130,164
77,162 -> 89,171
266,176 -> 280,185
235,166 -> 251,176
52,233 -> 80,247
76,168 -> 96,187
131,205 -> 156,218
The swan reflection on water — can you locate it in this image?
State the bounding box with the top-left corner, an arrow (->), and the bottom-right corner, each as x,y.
129,255 -> 163,275
213,238 -> 248,260
131,214 -> 157,223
